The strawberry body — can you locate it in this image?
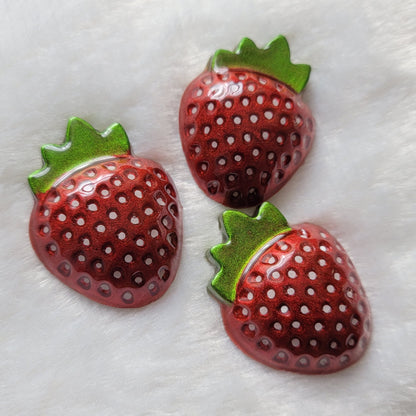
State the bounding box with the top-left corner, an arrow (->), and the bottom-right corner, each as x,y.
209,203 -> 371,374
29,118 -> 182,308
179,36 -> 315,207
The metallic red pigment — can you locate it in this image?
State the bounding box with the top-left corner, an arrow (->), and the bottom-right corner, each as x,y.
213,219 -> 371,374
179,70 -> 315,208
30,156 -> 182,308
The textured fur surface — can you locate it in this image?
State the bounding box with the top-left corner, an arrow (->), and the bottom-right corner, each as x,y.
1,1 -> 415,415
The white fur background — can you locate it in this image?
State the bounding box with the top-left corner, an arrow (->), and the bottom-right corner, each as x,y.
1,1 -> 415,415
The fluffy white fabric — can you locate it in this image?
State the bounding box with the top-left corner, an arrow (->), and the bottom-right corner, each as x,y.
1,1 -> 415,415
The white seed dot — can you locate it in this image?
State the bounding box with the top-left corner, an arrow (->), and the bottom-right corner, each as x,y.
288,269 -> 297,279
274,322 -> 282,330
287,287 -> 295,295
227,136 -> 235,145
280,305 -> 289,314
267,289 -> 276,299
295,255 -> 303,263
136,238 -> 144,247
318,259 -> 327,267
233,116 -> 242,125
271,270 -> 280,280
336,322 -> 343,331
144,257 -> 153,266
292,321 -> 301,329
308,271 -> 317,280
307,287 -> 315,296
301,305 -> 310,314
58,213 -> 66,222
302,245 -> 312,252
216,117 -> 224,125
327,284 -> 336,293
259,306 -> 268,315
280,116 -> 287,125
145,208 -> 153,216
108,211 -> 118,220
291,338 -> 300,347
339,304 -> 347,312
264,111 -> 273,120
250,114 -> 258,123
130,215 -> 139,224
118,231 -> 126,240
315,322 -> 323,331
124,254 -> 133,263
323,304 -> 332,313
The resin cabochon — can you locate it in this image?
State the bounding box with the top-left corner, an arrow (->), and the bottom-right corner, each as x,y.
1,1 -> 415,415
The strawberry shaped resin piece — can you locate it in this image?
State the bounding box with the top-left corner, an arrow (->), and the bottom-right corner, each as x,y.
179,36 -> 315,208
29,117 -> 182,308
209,203 -> 371,374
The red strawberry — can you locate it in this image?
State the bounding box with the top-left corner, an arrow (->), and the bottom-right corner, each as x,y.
29,117 -> 182,308
209,203 -> 371,374
179,36 -> 315,208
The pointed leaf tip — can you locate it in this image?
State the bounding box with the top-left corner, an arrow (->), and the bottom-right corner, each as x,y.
209,203 -> 291,303
211,35 -> 311,93
28,117 -> 131,196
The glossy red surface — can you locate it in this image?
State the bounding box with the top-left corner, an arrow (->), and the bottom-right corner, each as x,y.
220,224 -> 371,374
179,69 -> 315,207
30,156 -> 182,308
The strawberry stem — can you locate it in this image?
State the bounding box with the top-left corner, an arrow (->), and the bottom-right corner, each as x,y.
209,202 -> 291,303
28,117 -> 131,195
210,36 -> 311,93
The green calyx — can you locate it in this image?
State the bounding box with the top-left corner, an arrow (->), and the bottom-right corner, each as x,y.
210,36 -> 311,93
28,117 -> 131,195
209,202 -> 291,304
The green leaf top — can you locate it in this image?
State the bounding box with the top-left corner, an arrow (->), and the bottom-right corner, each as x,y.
210,36 -> 311,93
209,202 -> 291,304
28,117 -> 131,195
